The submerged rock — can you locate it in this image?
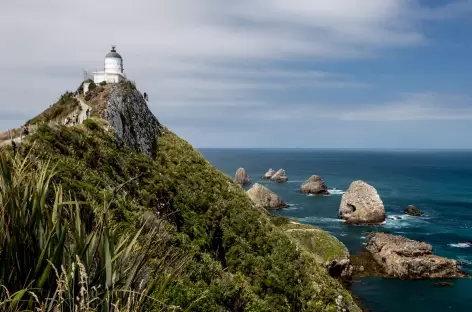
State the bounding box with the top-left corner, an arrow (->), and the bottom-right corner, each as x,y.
366,233 -> 466,279
338,180 -> 385,224
300,175 -> 330,195
262,168 -> 276,180
247,183 -> 288,210
234,168 -> 250,186
270,169 -> 288,183
405,205 -> 423,216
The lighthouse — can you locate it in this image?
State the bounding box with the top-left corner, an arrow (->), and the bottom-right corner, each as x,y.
92,46 -> 126,84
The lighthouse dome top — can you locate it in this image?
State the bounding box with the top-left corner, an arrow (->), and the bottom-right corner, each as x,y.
105,46 -> 122,59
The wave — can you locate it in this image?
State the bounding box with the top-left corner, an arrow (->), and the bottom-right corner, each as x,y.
328,188 -> 345,195
448,242 -> 472,248
286,180 -> 305,183
295,216 -> 345,224
383,214 -> 429,229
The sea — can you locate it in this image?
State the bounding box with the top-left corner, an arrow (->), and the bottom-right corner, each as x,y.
199,148 -> 472,312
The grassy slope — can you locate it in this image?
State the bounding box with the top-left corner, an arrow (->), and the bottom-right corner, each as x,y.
19,119 -> 360,312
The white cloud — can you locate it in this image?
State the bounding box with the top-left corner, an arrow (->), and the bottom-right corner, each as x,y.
0,0 -> 471,142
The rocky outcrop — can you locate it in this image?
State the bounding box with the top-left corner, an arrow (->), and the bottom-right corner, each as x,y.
405,205 -> 423,216
234,168 -> 250,186
247,183 -> 288,210
366,233 -> 466,279
262,168 -> 276,180
338,181 -> 385,224
300,175 -> 329,195
270,169 -> 288,183
281,223 -> 353,278
104,82 -> 161,157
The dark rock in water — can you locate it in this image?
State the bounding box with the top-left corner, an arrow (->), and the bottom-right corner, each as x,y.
405,205 -> 423,216
234,168 -> 250,186
338,181 -> 385,224
262,168 -> 276,180
366,232 -> 466,279
326,259 -> 353,278
434,281 -> 454,287
300,175 -> 330,195
270,169 -> 288,183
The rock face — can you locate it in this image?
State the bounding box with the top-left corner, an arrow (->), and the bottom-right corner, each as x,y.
300,175 -> 329,195
338,181 -> 385,224
105,83 -> 161,157
234,168 -> 250,186
270,169 -> 288,183
405,205 -> 423,216
247,183 -> 288,210
262,168 -> 276,180
366,233 -> 465,279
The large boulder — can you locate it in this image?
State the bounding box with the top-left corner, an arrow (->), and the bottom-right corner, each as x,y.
300,175 -> 329,195
262,168 -> 276,180
405,205 -> 423,216
234,168 -> 250,186
247,183 -> 288,210
366,233 -> 465,279
338,181 -> 385,224
270,169 -> 288,183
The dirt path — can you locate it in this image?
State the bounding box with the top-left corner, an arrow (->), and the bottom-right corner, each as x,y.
0,96 -> 92,148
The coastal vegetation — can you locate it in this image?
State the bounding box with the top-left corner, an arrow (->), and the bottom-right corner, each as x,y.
0,84 -> 361,311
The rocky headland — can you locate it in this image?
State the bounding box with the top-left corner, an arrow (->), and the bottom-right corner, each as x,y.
300,175 -> 330,195
365,233 -> 466,279
339,180 -> 385,224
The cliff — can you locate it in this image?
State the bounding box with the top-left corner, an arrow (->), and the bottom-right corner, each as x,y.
0,81 -> 361,312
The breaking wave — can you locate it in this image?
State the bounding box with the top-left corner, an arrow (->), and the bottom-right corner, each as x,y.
449,242 -> 472,248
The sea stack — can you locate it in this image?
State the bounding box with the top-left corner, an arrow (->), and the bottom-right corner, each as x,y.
247,183 -> 288,210
234,168 -> 250,186
366,233 -> 465,279
262,168 -> 276,180
270,169 -> 288,183
300,175 -> 330,195
338,180 -> 385,224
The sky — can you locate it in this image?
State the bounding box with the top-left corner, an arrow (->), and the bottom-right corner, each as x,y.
1,0 -> 472,148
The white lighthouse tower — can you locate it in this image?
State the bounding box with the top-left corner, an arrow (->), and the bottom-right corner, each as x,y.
92,46 -> 126,84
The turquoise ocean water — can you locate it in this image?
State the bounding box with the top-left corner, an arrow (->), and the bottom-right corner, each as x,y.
199,149 -> 472,312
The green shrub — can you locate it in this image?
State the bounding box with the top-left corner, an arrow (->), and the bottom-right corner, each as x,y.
99,81 -> 107,86
88,81 -> 96,90
8,120 -> 361,311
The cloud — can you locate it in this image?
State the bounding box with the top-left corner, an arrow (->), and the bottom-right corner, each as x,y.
1,0 -> 472,147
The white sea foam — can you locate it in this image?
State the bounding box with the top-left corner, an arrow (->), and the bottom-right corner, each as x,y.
448,243 -> 472,248
287,180 -> 305,183
295,216 -> 344,224
328,188 -> 345,195
383,214 -> 428,229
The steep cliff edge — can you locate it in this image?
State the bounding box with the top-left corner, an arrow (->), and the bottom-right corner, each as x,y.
102,82 -> 161,156
1,81 -> 362,311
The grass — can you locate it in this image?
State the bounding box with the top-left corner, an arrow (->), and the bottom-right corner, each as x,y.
0,149 -> 189,311
27,92 -> 80,125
